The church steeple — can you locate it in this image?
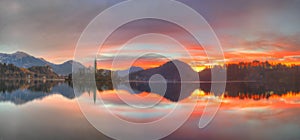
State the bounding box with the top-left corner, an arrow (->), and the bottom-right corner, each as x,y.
94,58 -> 97,73
94,58 -> 97,104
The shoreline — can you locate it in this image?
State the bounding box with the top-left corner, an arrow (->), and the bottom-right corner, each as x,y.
0,78 -> 66,81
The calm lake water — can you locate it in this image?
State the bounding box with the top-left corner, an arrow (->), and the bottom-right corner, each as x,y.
0,80 -> 300,140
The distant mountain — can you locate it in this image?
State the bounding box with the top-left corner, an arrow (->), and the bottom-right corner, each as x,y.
0,51 -> 85,75
127,60 -> 199,101
0,51 -> 47,68
129,60 -> 199,82
115,66 -> 143,77
51,60 -> 85,76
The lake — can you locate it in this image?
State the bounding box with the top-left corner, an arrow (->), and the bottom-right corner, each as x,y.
0,80 -> 300,140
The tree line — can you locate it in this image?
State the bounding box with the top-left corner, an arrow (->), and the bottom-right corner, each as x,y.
0,63 -> 60,79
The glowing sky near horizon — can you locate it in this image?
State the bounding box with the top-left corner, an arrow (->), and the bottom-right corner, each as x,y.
0,0 -> 300,69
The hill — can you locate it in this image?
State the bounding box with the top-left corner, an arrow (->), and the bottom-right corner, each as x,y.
0,63 -> 59,79
129,60 -> 199,82
0,51 -> 84,75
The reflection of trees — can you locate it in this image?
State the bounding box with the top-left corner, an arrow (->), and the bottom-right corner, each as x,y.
0,80 -> 76,105
200,82 -> 300,100
0,80 -> 62,93
0,80 -> 26,93
28,81 -> 60,92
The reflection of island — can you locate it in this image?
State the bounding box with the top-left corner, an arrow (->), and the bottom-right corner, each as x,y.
0,80 -> 75,105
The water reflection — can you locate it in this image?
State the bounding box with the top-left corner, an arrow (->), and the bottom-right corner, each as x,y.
201,82 -> 300,100
0,80 -> 74,105
0,80 -> 300,140
115,82 -> 199,102
1,80 -> 300,105
110,81 -> 300,101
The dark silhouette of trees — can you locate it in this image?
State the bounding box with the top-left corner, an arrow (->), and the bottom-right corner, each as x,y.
200,60 -> 300,100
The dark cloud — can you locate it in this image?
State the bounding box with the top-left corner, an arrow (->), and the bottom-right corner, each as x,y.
0,0 -> 120,62
0,0 -> 299,64
102,19 -> 203,50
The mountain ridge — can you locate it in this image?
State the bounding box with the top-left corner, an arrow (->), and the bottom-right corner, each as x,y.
0,51 -> 84,75
129,59 -> 199,82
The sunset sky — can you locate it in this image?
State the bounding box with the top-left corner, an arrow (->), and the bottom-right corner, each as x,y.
0,0 -> 300,69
